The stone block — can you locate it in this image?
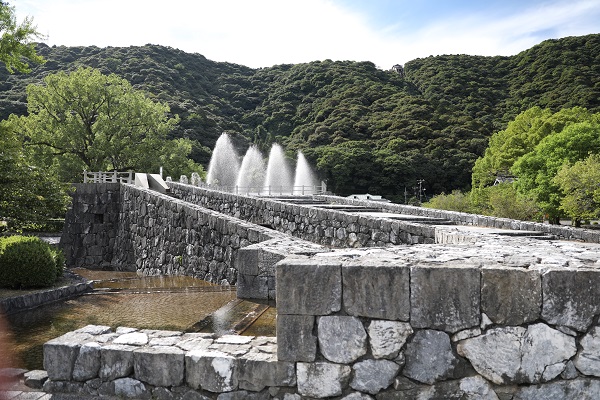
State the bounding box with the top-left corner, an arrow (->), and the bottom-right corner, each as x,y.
342,263 -> 410,320
297,362 -> 351,398
73,342 -> 101,381
514,377 -> 600,399
276,257 -> 341,315
113,377 -> 149,399
277,314 -> 317,362
43,332 -> 91,381
236,274 -> 269,300
574,325 -> 600,376
368,320 -> 413,359
317,316 -> 367,363
236,247 -> 259,276
351,359 -> 399,395
482,267 -> 541,325
238,351 -> 296,391
542,268 -> 600,331
186,349 -> 238,393
411,265 -> 480,333
403,330 -> 461,384
23,370 -> 48,389
133,346 -> 184,387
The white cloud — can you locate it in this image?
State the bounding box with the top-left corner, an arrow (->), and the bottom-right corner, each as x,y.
14,0 -> 600,69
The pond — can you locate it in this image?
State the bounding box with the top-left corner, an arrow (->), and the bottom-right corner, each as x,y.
0,269 -> 275,370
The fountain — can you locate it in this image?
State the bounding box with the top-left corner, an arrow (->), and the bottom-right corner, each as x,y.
206,133 -> 319,195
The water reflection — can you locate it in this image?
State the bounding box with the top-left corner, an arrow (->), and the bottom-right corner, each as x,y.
2,270 -> 239,370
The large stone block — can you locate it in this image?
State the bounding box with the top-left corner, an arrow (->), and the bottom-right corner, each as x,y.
342,263 -> 410,320
317,316 -> 367,364
277,314 -> 317,362
514,378 -> 600,400
100,344 -> 136,380
403,330 -> 461,384
482,267 -> 541,325
368,320 -> 413,360
238,351 -> 296,391
574,325 -> 600,376
72,342 -> 101,381
133,346 -> 184,387
411,265 -> 480,332
297,362 -> 351,398
350,359 -> 399,394
458,323 -> 576,384
276,256 -> 341,315
186,349 -> 238,393
542,268 -> 600,331
43,332 -> 92,381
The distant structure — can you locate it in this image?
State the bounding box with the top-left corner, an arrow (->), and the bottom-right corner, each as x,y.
391,64 -> 405,77
347,193 -> 390,202
493,174 -> 516,185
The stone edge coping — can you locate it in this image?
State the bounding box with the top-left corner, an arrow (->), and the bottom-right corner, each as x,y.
0,281 -> 93,315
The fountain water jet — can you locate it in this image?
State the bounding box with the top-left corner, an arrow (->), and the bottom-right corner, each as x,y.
264,144 -> 293,194
206,133 -> 240,188
293,151 -> 318,195
236,145 -> 266,193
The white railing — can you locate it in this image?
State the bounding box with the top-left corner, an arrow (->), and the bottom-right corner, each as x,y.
83,170 -> 134,184
202,184 -> 327,196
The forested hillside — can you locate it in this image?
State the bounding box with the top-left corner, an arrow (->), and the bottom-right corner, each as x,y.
1,34 -> 598,200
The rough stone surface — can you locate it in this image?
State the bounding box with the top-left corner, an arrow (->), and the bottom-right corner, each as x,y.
72,342 -> 101,381
318,316 -> 367,364
458,323 -> 576,384
513,377 -> 600,399
276,314 -> 317,362
403,330 -> 460,384
113,377 -> 149,399
238,351 -> 296,391
23,370 -> 48,389
542,269 -> 600,332
186,350 -> 238,393
368,320 -> 413,359
133,346 -> 184,387
410,265 -> 480,333
574,325 -> 600,376
43,332 -> 91,380
276,257 -> 341,315
100,344 -> 136,380
350,359 -> 400,394
481,267 -> 541,325
342,263 -> 410,320
114,332 -> 148,346
297,362 -> 351,398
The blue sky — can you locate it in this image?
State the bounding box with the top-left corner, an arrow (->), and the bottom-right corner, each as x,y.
16,0 -> 600,69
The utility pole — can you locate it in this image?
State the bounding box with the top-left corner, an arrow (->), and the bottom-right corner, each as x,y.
417,179 -> 425,203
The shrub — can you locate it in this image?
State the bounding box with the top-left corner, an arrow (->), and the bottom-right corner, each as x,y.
0,235 -> 64,288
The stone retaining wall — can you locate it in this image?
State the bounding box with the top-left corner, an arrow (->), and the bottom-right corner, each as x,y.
315,194 -> 600,243
168,182 -> 437,246
43,236 -> 600,398
0,282 -> 92,315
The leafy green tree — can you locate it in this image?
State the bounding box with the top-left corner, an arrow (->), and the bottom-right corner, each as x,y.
3,66 -> 203,181
0,123 -> 70,230
512,120 -> 600,223
422,190 -> 473,213
0,1 -> 45,73
486,183 -> 540,221
553,154 -> 600,226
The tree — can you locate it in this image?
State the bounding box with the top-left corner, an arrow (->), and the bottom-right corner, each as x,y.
512,120 -> 600,223
0,2 -> 45,73
0,123 -> 70,230
3,66 -> 203,181
553,154 -> 600,226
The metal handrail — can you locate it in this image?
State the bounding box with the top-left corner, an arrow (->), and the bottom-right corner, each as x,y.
83,170 -> 134,184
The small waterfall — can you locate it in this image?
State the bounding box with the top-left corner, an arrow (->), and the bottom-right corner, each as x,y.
264,144 -> 293,194
293,151 -> 317,195
206,133 -> 240,188
236,145 -> 266,193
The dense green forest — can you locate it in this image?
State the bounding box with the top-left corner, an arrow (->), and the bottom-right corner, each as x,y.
1,34 -> 599,201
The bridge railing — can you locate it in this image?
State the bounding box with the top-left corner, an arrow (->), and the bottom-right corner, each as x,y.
83,170 -> 134,184
201,184 -> 326,196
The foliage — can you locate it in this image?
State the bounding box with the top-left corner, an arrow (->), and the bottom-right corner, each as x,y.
485,184 -> 540,221
0,34 -> 598,196
2,66 -> 204,181
422,190 -> 473,213
0,122 -> 71,231
0,235 -> 62,288
0,2 -> 45,73
553,154 -> 600,225
512,120 -> 600,221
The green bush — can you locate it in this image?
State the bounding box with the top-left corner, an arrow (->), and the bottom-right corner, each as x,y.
0,235 -> 64,288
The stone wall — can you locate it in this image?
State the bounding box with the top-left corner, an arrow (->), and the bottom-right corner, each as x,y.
315,194 -> 600,243
60,183 -> 121,269
275,237 -> 600,398
168,182 -> 437,246
44,236 -> 600,398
